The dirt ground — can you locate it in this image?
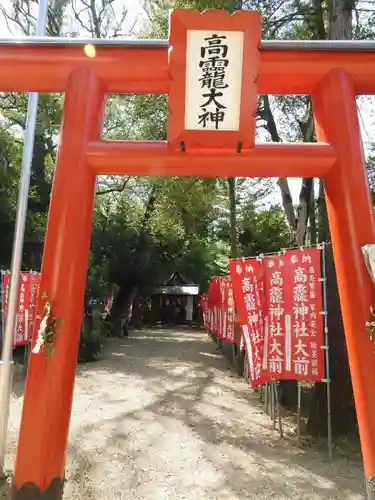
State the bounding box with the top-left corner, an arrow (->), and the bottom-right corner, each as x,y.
3,328 -> 367,499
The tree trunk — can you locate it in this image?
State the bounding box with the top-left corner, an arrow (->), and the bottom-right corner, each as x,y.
317,179 -> 329,242
232,0 -> 243,9
328,0 -> 353,39
105,283 -> 135,336
296,178 -> 314,246
294,100 -> 315,244
316,0 -> 352,246
130,291 -> 144,329
306,246 -> 356,437
105,186 -> 158,333
277,178 -> 297,232
233,322 -> 245,376
262,95 -> 297,232
309,183 -> 317,245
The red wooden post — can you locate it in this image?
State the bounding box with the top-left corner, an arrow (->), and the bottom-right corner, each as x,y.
11,68 -> 103,499
313,69 -> 375,496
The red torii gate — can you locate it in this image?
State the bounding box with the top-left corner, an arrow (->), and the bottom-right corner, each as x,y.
1,8 -> 375,499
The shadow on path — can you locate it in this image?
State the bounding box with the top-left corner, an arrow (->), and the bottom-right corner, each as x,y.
66,328 -> 365,500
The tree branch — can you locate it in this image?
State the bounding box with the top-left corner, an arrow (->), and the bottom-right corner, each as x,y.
96,177 -> 131,196
261,95 -> 297,232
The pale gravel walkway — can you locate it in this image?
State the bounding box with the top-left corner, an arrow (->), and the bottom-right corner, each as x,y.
4,328 -> 366,499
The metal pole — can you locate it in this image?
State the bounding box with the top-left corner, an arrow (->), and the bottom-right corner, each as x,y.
274,381 -> 283,438
0,0 -> 49,477
23,309 -> 29,377
2,37 -> 375,52
297,381 -> 302,446
321,243 -> 333,461
271,380 -> 276,424
243,353 -> 249,381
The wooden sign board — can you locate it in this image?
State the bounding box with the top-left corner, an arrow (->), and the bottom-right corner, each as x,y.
168,9 -> 261,151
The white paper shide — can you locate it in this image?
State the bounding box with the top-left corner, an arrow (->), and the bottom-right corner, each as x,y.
185,30 -> 244,131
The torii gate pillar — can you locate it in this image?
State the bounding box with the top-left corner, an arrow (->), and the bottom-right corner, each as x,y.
313,70 -> 375,496
11,69 -> 103,499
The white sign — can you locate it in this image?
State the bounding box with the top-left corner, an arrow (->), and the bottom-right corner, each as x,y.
184,29 -> 244,132
362,244 -> 375,285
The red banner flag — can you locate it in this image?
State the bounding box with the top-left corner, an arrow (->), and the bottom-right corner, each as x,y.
2,271 -> 41,348
2,272 -> 11,338
227,279 -> 236,343
2,271 -> 10,313
229,258 -> 253,326
264,249 -> 325,382
218,277 -> 235,343
14,272 -> 31,346
206,276 -> 236,342
263,255 -> 288,379
207,280 -> 213,332
200,294 -> 208,328
28,272 -> 41,341
283,248 -> 325,381
218,277 -> 225,339
208,276 -> 220,335
220,278 -> 227,340
229,258 -> 267,387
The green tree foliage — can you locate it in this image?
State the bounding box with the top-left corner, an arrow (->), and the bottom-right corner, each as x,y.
367,149 -> 375,200
239,204 -> 291,256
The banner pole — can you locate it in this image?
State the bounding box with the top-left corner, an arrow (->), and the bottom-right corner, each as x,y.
297,381 -> 302,446
259,382 -> 263,402
23,309 -> 29,377
244,352 -> 249,381
271,380 -> 276,424
320,242 -> 333,461
0,0 -> 49,477
274,381 -> 284,438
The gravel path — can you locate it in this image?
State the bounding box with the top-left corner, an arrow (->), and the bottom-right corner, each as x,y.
4,328 -> 366,499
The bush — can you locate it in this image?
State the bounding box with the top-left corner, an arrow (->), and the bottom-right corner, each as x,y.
78,327 -> 103,363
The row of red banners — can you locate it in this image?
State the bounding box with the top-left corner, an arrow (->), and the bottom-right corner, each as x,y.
202,247 -> 325,387
1,272 -> 115,349
1,272 -> 41,347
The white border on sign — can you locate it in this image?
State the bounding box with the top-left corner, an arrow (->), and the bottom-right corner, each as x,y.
184,29 -> 244,131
